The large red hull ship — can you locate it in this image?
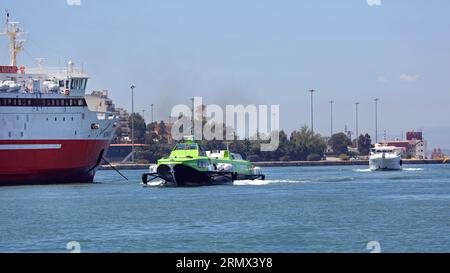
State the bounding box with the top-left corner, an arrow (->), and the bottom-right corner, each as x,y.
0,140 -> 111,185
0,13 -> 117,185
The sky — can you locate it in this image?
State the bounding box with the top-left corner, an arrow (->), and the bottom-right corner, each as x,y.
1,0 -> 450,148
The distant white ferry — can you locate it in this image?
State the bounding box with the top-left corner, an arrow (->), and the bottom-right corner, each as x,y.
0,12 -> 118,185
369,145 -> 402,171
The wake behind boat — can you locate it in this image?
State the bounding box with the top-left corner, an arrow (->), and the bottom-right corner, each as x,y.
369,145 -> 403,171
142,136 -> 265,187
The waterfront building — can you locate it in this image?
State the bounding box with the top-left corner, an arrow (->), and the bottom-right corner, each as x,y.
114,107 -> 131,143
384,131 -> 427,159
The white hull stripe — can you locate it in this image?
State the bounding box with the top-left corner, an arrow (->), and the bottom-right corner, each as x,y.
0,144 -> 62,150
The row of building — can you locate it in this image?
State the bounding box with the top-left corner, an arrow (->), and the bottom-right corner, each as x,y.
382,131 -> 427,159
90,90 -> 445,161
88,90 -> 173,144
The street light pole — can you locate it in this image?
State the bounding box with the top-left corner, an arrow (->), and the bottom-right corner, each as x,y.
329,100 -> 334,137
374,98 -> 379,143
130,85 -> 135,163
355,102 -> 360,139
309,89 -> 315,133
150,104 -> 154,124
142,109 -> 146,120
191,97 -> 195,138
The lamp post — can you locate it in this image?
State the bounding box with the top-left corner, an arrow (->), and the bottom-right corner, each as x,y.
130,85 -> 135,163
150,104 -> 154,124
355,102 -> 360,139
309,89 -> 315,133
191,97 -> 195,138
374,98 -> 379,143
329,100 -> 334,137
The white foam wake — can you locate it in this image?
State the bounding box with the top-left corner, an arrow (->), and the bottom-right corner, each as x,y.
402,168 -> 425,171
233,179 -> 305,186
354,168 -> 424,172
141,179 -> 307,187
141,181 -> 165,187
353,168 -> 372,172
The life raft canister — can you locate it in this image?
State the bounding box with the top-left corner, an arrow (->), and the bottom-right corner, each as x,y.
19,66 -> 25,74
64,89 -> 70,96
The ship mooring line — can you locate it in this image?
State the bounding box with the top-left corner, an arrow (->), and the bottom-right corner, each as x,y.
102,157 -> 129,181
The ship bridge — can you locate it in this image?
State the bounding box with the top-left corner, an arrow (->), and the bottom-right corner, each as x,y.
0,63 -> 89,97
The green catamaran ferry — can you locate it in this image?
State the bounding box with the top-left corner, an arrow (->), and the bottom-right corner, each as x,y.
142,137 -> 265,186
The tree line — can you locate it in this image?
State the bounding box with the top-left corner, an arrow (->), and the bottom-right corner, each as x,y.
117,114 -> 373,163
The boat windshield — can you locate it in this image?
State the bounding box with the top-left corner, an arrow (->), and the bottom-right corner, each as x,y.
175,143 -> 198,150
372,149 -> 396,153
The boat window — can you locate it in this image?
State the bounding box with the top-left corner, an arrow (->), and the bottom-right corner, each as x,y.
0,98 -> 87,107
69,78 -> 86,90
175,144 -> 186,150
199,147 -> 207,157
231,153 -> 243,160
175,143 -> 198,150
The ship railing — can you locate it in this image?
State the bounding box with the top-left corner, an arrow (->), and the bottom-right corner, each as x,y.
26,67 -> 88,79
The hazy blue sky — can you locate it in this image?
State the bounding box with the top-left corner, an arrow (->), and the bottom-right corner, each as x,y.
2,0 -> 450,148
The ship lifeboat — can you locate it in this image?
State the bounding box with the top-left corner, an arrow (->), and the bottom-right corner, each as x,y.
0,81 -> 8,91
42,80 -> 60,93
3,81 -> 21,92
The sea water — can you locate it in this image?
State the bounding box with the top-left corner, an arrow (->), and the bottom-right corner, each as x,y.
0,165 -> 449,253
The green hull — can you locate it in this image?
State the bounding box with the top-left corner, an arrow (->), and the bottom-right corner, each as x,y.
142,138 -> 265,186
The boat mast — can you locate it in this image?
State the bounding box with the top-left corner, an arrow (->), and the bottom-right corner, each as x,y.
1,10 -> 25,66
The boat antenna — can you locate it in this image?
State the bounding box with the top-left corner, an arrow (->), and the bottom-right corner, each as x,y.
1,10 -> 25,66
191,97 -> 195,140
35,57 -> 45,72
224,141 -> 231,151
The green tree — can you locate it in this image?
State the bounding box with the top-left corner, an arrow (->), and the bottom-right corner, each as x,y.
157,121 -> 169,143
137,143 -> 173,163
129,113 -> 147,143
357,133 -> 372,155
147,122 -> 158,133
329,132 -> 352,155
270,130 -> 291,161
290,126 -> 326,161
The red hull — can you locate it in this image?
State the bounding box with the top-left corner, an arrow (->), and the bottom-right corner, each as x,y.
0,140 -> 111,185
